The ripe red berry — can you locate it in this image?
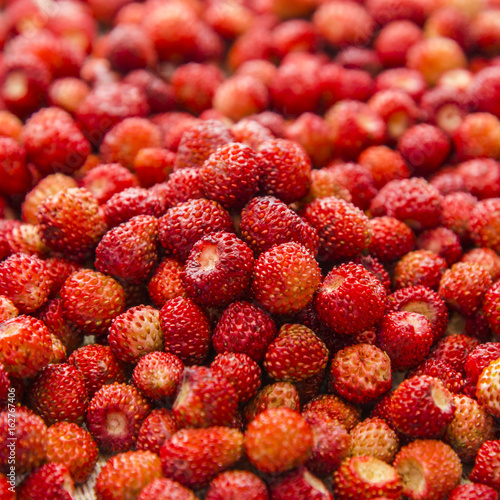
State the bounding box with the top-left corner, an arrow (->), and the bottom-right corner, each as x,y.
18,463 -> 74,500
468,198 -> 500,254
469,440 -> 500,491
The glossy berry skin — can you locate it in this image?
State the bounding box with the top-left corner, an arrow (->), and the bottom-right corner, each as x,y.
483,282 -> 500,336
28,363 -> 89,426
468,198 -> 500,254
271,467 -> 332,500
18,463 -> 74,500
138,478 -> 197,500
172,366 -> 238,429
38,188 -> 106,262
158,198 -> 234,262
448,483 -> 499,500
160,297 -> 211,365
245,408 -> 314,474
206,470 -> 269,500
462,247 -> 500,282
330,344 -> 392,404
86,382 -> 151,453
136,408 -> 178,455
393,250 -> 447,291
148,258 -> 186,308
470,440 -> 500,491
201,142 -> 260,210
264,324 -> 328,383
476,358 -> 500,419
60,269 -> 125,337
408,359 -> 464,395
160,427 -> 244,489
393,440 -> 462,500
95,215 -> 159,284
302,196 -> 371,261
315,263 -> 387,336
240,196 -> 318,256
251,242 -> 321,315
377,312 -> 434,372
368,217 -> 415,263
182,231 -> 254,308
390,376 -> 455,439
0,473 -> 14,500
0,137 -> 30,197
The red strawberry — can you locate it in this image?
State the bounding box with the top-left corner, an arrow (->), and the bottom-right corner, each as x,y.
240,196 -> 318,256
95,451 -> 162,500
136,408 -> 178,455
212,301 -> 277,362
0,473 -> 14,500
46,421 -> 98,484
302,168 -> 352,205
315,263 -> 387,336
476,357 -> 500,418
377,311 -> 433,371
271,467 -> 332,500
43,257 -> 81,298
484,281 -> 500,336
440,191 -> 477,242
159,297 -> 211,365
18,463 -> 74,500
133,351 -> 184,401
368,216 -> 416,263
232,118 -> 274,151
251,242 -> 321,315
0,315 -> 52,378
468,198 -> 500,253
407,359 -> 465,394
462,247 -> 500,282
0,407 -> 47,475
172,365 -> 238,429
182,231 -> 254,308
393,250 -> 447,291
390,375 -> 455,439
302,196 -> 371,260
68,344 -> 127,398
28,363 -> 89,426
470,440 -> 500,491
87,382 -> 151,453
245,408 -> 314,474
427,334 -> 480,374
329,343 -> 392,404
355,254 -> 392,294
303,394 -> 362,431
138,478 -> 197,500
416,227 -> 462,266
134,148 -> 176,188
264,324 -> 328,382
95,215 -> 159,284
161,168 -> 204,206
158,198 -> 234,262
38,187 -> 106,261
393,440 -> 462,500
333,456 -> 402,500
387,286 -> 448,343
206,470 -> 269,500
210,353 -> 261,403
448,483 -> 499,500
0,137 -> 30,197
465,342 -> 500,385
0,296 -> 18,324
160,427 -> 244,489
0,253 -> 51,314
243,382 -> 300,423
148,258 -> 187,307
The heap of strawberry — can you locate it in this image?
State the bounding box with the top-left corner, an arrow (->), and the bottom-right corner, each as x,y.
2,0 -> 500,499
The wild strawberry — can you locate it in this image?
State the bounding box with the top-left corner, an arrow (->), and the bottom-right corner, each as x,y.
330,344 -> 392,404
439,262 -> 492,317
368,217 -> 415,263
448,483 -> 499,500
416,227 -> 462,267
46,422 -> 98,484
456,158 -> 500,200
43,257 -> 81,299
76,82 -> 149,142
160,427 -> 244,489
252,242 -> 321,315
388,285 -> 448,342
38,187 -> 106,261
96,451 -> 162,500
470,440 -> 500,491
60,269 -> 125,337
172,365 -> 237,429
230,118 -> 274,152
245,408 -> 313,474
207,470 -> 268,500
393,250 -> 447,291
303,411 -> 350,476
407,359 -> 465,394
468,198 -> 500,253
133,148 -> 175,188
476,357 -> 500,418
315,263 -> 386,336
147,258 -> 186,308
440,192 -> 477,243
304,394 -> 362,431
6,223 -> 47,258
393,440 -> 462,500
465,342 -> 500,385
68,344 -> 127,398
453,113 -> 500,162
136,408 -> 178,455
96,215 -> 158,284
0,473 -> 14,500
48,77 -> 89,114
270,467 -> 332,500
333,456 -> 402,500
484,281 -> 500,336
462,247 -> 500,282
28,363 -> 88,426
257,139 -> 312,204
133,352 -> 183,401
0,137 -> 30,197
428,335 -> 480,375
264,324 -> 328,382
159,297 -> 211,365
0,296 -> 17,324
301,168 -> 353,206
355,254 -> 392,294
0,315 -> 52,378
243,382 -> 300,424
0,253 -> 51,314
371,178 -> 443,231
210,353 -> 261,403
390,375 -> 455,439
0,110 -> 23,141
18,463 -> 74,500
158,198 -> 234,262
375,19 -> 422,65
240,196 -> 318,256
429,167 -> 467,196
161,168 -> 204,207
444,394 -> 496,463
0,407 -> 47,475
87,382 -> 151,453
139,478 -> 197,500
